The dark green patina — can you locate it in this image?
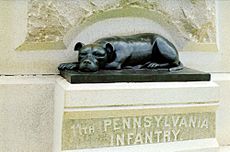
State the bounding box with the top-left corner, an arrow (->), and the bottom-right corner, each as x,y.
60,68 -> 210,84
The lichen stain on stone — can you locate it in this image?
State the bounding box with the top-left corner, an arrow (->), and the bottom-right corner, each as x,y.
25,0 -> 216,46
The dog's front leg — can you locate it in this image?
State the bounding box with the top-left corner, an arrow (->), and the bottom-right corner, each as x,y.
105,61 -> 122,70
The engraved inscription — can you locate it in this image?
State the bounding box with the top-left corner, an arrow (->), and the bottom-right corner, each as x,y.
62,112 -> 215,150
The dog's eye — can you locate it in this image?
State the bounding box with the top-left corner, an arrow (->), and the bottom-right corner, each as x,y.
79,52 -> 87,56
93,52 -> 105,57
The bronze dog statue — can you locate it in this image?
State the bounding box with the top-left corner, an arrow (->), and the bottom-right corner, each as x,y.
58,33 -> 183,72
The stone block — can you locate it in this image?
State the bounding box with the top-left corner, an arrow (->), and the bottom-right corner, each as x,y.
54,78 -> 219,152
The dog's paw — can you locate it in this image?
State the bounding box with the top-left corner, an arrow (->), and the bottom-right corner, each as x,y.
146,63 -> 159,69
58,63 -> 77,70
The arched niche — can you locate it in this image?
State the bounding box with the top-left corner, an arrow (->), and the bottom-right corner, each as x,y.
64,7 -> 185,51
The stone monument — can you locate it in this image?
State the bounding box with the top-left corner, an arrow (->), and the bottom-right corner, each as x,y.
54,78 -> 219,152
54,33 -> 219,152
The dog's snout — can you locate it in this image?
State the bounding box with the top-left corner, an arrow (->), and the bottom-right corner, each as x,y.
83,60 -> 92,65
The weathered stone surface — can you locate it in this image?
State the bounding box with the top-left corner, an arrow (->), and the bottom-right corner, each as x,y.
20,0 -> 216,50
62,112 -> 215,150
0,76 -> 57,152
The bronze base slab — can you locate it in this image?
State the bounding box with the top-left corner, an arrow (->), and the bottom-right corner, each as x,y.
59,67 -> 210,84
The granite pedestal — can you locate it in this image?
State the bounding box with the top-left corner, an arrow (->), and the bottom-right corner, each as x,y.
53,77 -> 219,152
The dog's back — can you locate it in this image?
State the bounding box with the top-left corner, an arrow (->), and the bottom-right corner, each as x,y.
95,33 -> 165,66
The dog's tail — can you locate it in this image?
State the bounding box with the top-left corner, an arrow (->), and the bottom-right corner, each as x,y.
169,61 -> 183,71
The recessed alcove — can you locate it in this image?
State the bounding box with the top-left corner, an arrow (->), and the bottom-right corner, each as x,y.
4,0 -> 222,74
65,17 -> 178,51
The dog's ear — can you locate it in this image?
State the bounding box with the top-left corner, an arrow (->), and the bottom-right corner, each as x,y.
104,43 -> 114,54
104,43 -> 115,62
74,42 -> 84,51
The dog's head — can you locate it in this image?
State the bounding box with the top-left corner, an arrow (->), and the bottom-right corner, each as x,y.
74,42 -> 115,72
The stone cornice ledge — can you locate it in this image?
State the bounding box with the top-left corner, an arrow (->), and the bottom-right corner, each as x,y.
16,41 -> 66,51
